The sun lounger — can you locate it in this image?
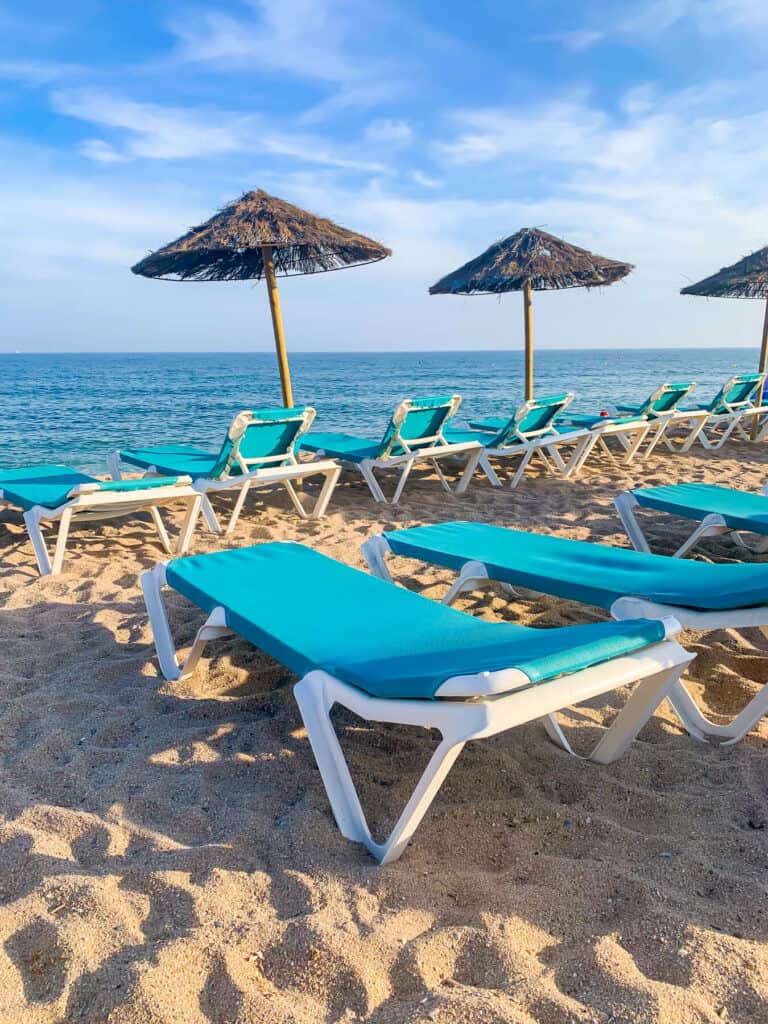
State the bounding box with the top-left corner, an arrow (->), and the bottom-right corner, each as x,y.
556,380 -> 697,465
109,407 -> 340,535
616,483 -> 768,557
443,392 -> 595,488
301,395 -> 483,504
362,521 -> 768,746
661,373 -> 767,451
0,464 -> 201,575
142,541 -> 691,863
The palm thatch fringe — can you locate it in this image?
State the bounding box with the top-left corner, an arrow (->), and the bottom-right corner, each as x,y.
132,189 -> 391,282
681,245 -> 768,299
429,228 -> 633,295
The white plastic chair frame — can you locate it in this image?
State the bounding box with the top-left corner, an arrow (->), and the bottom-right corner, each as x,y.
661,380 -> 768,453
310,397 -> 484,505
1,477 -> 201,576
614,489 -> 768,559
142,559 -> 691,864
110,409 -> 341,533
363,532 -> 766,747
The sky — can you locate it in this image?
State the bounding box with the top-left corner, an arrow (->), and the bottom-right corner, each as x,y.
1,0 -> 768,353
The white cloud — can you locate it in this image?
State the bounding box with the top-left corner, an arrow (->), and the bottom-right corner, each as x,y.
0,59 -> 79,85
52,89 -> 387,171
411,170 -> 443,189
365,118 -> 412,144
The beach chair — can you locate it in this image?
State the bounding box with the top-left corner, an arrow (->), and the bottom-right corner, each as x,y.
0,464 -> 201,575
109,407 -> 340,535
444,392 -> 596,488
301,395 -> 483,504
141,541 -> 691,863
561,380 -> 697,464
616,483 -> 768,557
661,373 -> 766,451
362,521 -> 768,746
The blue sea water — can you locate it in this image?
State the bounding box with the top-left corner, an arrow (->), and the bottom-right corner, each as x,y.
0,349 -> 758,473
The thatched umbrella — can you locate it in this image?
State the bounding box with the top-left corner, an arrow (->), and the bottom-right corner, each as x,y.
681,245 -> 768,375
429,228 -> 633,399
132,189 -> 391,406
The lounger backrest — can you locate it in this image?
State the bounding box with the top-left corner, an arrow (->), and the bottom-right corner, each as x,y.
638,381 -> 695,416
377,395 -> 461,457
710,373 -> 764,413
488,392 -> 574,447
209,406 -> 316,478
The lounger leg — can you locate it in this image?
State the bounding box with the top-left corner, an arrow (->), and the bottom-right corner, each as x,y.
476,452 -> 502,488
614,492 -> 652,553
454,447 -> 485,495
50,507 -> 73,575
107,451 -> 123,481
623,422 -> 656,463
295,672 -> 466,864
509,449 -> 535,489
200,494 -> 222,534
148,506 -> 173,554
23,507 -> 53,576
679,417 -> 709,452
176,495 -> 203,554
226,481 -> 254,535
666,664 -> 768,746
142,565 -> 182,679
359,462 -> 388,503
391,459 -> 416,505
310,465 -> 341,518
562,433 -> 598,478
672,517 -> 730,558
442,561 -> 491,605
541,660 -> 689,764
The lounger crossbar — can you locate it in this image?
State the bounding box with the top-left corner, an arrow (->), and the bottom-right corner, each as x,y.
302,395 -> 484,504
0,466 -> 201,575
363,522 -> 768,745
141,542 -> 690,863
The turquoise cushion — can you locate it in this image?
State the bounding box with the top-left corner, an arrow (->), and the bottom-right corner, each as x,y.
120,445 -> 223,478
301,433 -> 383,462
165,542 -> 665,700
633,483 -> 768,534
0,465 -> 185,510
383,521 -> 768,611
444,428 -> 520,448
565,413 -> 642,429
468,417 -> 507,432
0,465 -> 97,510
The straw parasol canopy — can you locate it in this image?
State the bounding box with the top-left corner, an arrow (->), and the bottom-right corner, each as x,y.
132,189 -> 391,405
429,227 -> 633,399
681,244 -> 768,374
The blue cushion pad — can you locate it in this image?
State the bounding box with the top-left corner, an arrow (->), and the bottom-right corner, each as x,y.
300,432 -> 382,462
633,483 -> 768,534
121,445 -> 222,478
382,521 -> 768,612
165,542 -> 665,700
0,464 -> 98,509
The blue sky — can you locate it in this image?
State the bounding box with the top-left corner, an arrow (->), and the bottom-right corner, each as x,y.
2,0 -> 768,352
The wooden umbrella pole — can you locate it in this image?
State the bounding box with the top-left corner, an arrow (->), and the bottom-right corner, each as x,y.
262,245 -> 294,407
523,278 -> 534,400
751,296 -> 768,438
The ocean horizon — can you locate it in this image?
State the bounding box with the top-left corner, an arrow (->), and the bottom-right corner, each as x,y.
2,347 -> 761,473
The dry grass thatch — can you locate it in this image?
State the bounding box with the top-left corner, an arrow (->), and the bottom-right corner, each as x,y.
429,227 -> 633,295
681,245 -> 768,299
131,189 -> 391,281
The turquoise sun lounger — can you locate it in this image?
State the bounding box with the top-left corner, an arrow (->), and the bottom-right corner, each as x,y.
442,392 -> 595,488
142,541 -> 691,863
109,407 -> 340,536
661,373 -> 767,451
362,521 -> 768,746
301,395 -> 483,504
616,483 -> 768,557
0,464 -> 200,575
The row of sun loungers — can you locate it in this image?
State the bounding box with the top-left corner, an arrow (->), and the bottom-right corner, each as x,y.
4,372 -> 766,575
3,374 -> 768,863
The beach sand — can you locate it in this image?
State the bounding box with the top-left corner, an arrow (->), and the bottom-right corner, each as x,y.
0,441 -> 767,1024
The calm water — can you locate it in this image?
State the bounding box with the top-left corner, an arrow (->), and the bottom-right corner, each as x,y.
0,349 -> 757,473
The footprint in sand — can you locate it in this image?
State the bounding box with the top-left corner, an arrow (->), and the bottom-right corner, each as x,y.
5,918 -> 70,1004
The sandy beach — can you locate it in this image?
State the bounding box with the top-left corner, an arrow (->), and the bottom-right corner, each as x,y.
0,442 -> 767,1024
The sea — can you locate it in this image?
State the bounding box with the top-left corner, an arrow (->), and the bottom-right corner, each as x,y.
0,349 -> 759,474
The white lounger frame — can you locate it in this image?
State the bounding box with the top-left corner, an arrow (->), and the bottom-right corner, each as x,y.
615,489 -> 768,558
142,560 -> 690,863
0,478 -> 201,576
662,405 -> 768,452
474,428 -> 595,489
363,533 -> 768,747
